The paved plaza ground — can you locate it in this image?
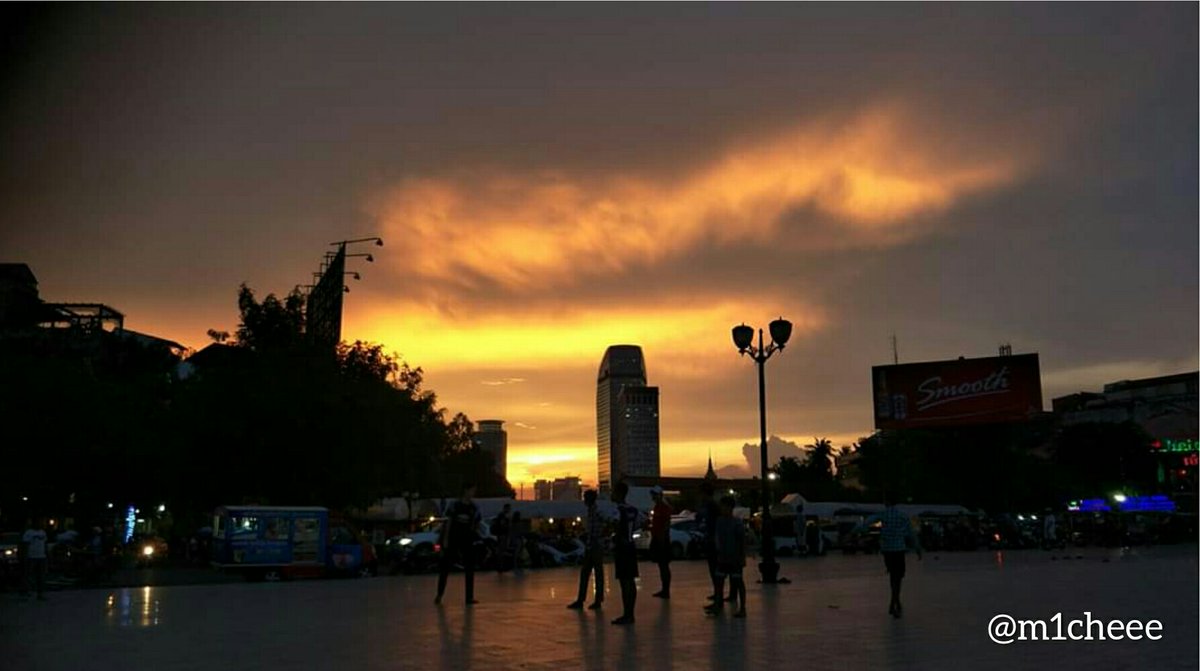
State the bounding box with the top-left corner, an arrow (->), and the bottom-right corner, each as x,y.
3,544 -> 1197,670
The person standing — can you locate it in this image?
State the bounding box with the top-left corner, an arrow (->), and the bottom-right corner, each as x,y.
649,486 -> 673,598
697,481 -> 725,609
610,481 -> 640,625
508,512 -> 526,571
435,483 -> 481,606
709,496 -> 746,618
492,503 -> 512,573
1042,511 -> 1057,550
862,493 -> 922,618
567,490 -> 605,610
21,518 -> 48,600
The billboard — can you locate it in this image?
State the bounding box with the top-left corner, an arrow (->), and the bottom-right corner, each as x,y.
872,353 -> 1043,430
306,244 -> 346,351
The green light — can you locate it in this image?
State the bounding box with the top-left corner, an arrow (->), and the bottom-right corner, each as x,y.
1162,438 -> 1199,453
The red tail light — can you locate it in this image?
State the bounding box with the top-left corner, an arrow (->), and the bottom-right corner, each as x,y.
433,544 -> 441,553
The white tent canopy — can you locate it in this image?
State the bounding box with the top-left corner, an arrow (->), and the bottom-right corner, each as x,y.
778,493 -> 974,519
365,486 -> 662,523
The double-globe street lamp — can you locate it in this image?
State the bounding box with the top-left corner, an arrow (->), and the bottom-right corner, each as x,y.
732,317 -> 792,584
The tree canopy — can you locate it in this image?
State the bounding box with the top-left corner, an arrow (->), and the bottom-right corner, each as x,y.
0,282 -> 512,532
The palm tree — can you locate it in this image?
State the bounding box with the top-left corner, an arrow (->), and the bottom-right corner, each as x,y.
806,438 -> 835,479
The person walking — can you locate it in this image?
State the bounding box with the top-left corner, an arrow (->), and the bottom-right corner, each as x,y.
697,481 -> 725,609
862,493 -> 922,618
567,490 -> 606,610
610,481 -> 640,625
21,518 -> 48,600
649,486 -> 673,598
492,503 -> 512,572
435,483 -> 482,606
709,496 -> 746,618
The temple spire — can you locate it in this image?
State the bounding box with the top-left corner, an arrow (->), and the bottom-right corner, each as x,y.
705,449 -> 717,481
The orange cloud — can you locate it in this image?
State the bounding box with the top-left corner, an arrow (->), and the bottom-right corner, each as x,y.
368,106 -> 1026,292
346,297 -> 825,371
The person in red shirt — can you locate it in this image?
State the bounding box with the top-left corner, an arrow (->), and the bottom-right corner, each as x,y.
649,486 -> 673,599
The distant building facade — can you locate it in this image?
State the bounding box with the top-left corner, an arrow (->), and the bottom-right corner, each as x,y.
532,476 -> 583,501
1053,372 -> 1198,438
618,385 -> 661,480
596,345 -> 661,492
1053,371 -> 1198,493
550,476 -> 583,501
472,419 -> 508,481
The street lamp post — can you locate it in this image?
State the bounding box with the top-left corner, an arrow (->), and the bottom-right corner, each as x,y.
732,317 -> 793,584
403,491 -> 420,532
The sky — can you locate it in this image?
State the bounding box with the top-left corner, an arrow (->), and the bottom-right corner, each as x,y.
3,4 -> 1197,493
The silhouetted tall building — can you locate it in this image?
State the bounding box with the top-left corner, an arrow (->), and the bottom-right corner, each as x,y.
533,479 -> 553,501
619,385 -> 661,480
473,419 -> 508,481
597,345 -> 661,492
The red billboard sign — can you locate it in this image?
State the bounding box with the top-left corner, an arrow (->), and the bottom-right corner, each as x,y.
872,354 -> 1043,429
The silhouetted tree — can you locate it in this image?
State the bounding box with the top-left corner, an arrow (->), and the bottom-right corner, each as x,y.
233,283 -> 306,351
806,437 -> 835,479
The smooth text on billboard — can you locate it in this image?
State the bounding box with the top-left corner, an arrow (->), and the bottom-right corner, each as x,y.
872,353 -> 1043,430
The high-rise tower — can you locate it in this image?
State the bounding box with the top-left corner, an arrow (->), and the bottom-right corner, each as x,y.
473,419 -> 508,481
596,345 -> 655,492
618,385 -> 661,480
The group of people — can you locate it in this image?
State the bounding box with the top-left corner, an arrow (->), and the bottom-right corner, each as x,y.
432,481 -> 923,622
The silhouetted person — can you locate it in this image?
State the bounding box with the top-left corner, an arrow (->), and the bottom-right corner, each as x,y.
508,512 -> 525,570
567,489 -> 605,610
697,481 -> 725,608
21,518 -> 48,600
436,483 -> 481,606
1042,511 -> 1058,550
862,493 -> 922,618
611,481 -> 640,625
649,485 -> 673,598
709,496 -> 746,617
493,503 -> 512,572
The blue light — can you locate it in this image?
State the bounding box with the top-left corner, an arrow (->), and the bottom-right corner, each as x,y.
1074,495 -> 1174,513
1119,495 -> 1176,513
1077,499 -> 1111,512
124,505 -> 136,543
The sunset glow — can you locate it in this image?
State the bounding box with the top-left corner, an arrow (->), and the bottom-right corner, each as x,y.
5,4 -> 1193,498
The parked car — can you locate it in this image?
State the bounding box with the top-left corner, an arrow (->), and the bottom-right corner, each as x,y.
841,522 -> 881,554
1,532 -> 21,585
388,519 -> 494,574
633,524 -> 697,560
664,519 -> 707,559
537,537 -> 585,566
0,532 -> 20,567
